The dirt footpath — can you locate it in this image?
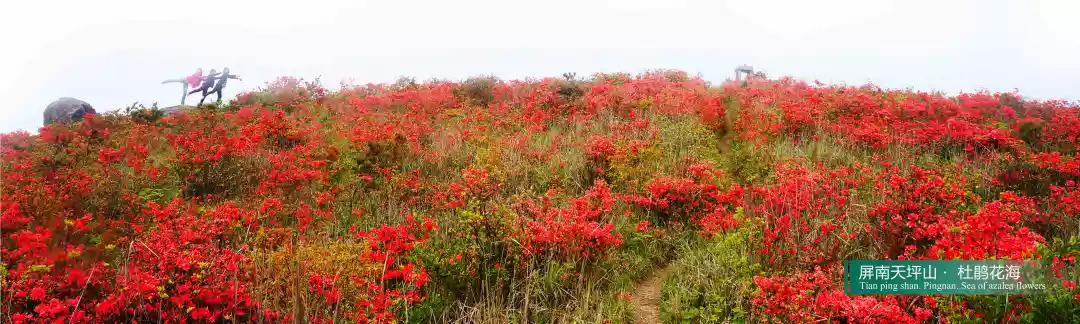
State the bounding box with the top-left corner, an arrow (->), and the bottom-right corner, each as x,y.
629,267 -> 670,324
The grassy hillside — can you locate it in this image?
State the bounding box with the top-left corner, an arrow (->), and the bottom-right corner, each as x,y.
2,71 -> 1079,323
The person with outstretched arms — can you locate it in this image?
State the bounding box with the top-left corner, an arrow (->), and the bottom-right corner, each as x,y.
188,69 -> 221,106
202,67 -> 242,106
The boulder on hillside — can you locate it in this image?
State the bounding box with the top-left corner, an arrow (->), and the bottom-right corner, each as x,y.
161,105 -> 190,115
43,97 -> 96,126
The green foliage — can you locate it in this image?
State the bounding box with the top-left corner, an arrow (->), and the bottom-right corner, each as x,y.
607,141 -> 666,191
123,102 -> 167,124
454,76 -> 500,107
391,76 -> 420,91
656,116 -> 724,168
420,201 -> 521,304
173,154 -> 263,200
1019,237 -> 1080,323
1017,119 -> 1045,146
660,218 -> 760,323
1020,292 -> 1080,324
555,73 -> 586,101
592,72 -> 631,85
136,187 -> 180,205
723,141 -> 773,185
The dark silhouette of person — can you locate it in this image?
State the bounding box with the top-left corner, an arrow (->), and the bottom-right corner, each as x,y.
199,68 -> 242,107
188,69 -> 220,106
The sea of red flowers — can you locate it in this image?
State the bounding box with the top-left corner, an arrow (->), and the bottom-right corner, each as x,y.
2,71 -> 1079,323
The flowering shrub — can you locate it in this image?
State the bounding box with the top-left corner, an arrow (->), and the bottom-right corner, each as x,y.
519,180 -> 623,260
752,269 -> 933,323
626,160 -> 744,230
347,216 -> 436,323
4,71 -> 1080,323
745,161 -> 863,270
930,192 -> 1044,260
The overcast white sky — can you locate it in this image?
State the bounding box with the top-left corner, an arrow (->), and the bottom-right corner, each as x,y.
1,0 -> 1077,133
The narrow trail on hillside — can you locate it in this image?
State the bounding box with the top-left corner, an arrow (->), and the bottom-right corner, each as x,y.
630,267 -> 671,324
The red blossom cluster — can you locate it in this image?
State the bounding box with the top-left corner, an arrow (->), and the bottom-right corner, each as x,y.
752,269 -> 935,323
348,216 -> 435,323
725,79 -> 1080,153
746,162 -> 863,269
626,160 -> 744,231
4,197 -> 260,323
518,180 -> 623,260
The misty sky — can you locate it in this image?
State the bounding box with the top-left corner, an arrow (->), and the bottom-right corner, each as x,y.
2,0 -> 1077,133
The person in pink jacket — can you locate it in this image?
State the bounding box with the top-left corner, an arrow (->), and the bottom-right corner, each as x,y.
162,68 -> 217,106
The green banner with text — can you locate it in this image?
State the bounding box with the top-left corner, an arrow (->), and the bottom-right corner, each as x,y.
844,260 -> 1050,295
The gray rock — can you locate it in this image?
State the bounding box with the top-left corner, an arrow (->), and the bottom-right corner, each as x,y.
161,105 -> 185,115
43,97 -> 96,126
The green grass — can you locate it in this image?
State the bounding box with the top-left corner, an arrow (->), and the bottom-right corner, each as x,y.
661,215 -> 760,324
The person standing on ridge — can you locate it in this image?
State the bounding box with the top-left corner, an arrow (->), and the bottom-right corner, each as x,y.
200,67 -> 242,107
162,68 -> 215,106
188,68 -> 220,106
